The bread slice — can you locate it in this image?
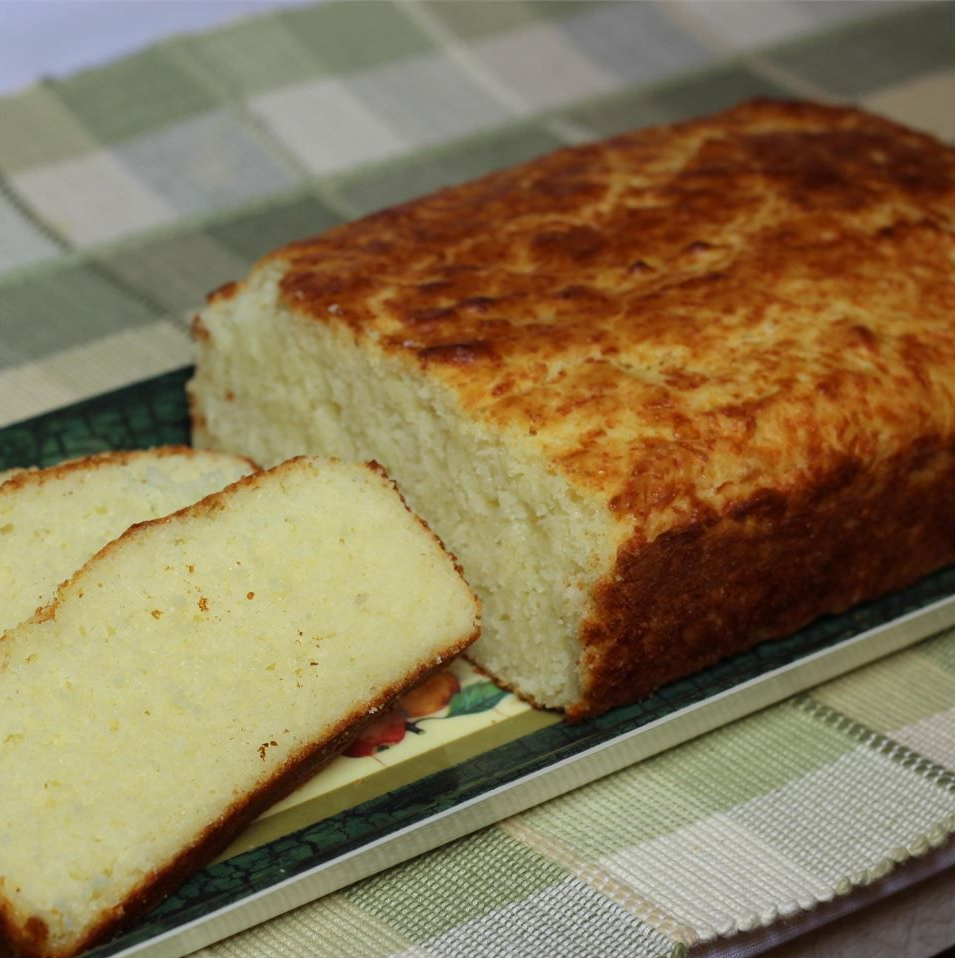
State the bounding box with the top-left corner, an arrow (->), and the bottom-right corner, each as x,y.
0,447 -> 256,635
0,457 -> 480,958
188,99 -> 955,718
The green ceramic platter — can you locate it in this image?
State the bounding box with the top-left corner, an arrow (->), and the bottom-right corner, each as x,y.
2,368 -> 953,958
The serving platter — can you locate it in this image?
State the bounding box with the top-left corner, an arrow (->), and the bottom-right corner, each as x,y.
2,367 -> 953,958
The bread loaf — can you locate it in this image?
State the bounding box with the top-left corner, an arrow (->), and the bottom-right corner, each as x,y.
188,100 -> 955,718
0,457 -> 480,957
0,447 -> 256,635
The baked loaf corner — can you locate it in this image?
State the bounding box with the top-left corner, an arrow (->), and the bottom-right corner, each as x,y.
0,456 -> 480,957
188,99 -> 955,718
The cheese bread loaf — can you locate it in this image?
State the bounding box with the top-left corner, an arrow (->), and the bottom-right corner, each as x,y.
188,100 -> 955,718
0,447 -> 256,635
0,457 -> 480,958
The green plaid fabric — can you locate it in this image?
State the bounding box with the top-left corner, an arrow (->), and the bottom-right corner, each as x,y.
2,0 -> 954,427
195,630 -> 955,958
1,2 -> 953,955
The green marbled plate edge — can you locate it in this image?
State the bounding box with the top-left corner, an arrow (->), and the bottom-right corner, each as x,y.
2,368 -> 952,957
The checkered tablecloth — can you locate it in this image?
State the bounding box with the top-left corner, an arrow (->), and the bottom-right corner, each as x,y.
1,2 -> 953,956
195,637 -> 955,958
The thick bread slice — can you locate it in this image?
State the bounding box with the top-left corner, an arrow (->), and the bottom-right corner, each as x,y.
188,99 -> 955,717
0,447 -> 256,635
0,457 -> 480,958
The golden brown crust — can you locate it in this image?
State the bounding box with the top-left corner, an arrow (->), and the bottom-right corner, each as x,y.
572,439 -> 955,719
191,313 -> 211,343
206,279 -> 241,305
0,898 -> 43,958
269,100 -> 955,536
192,100 -> 954,718
250,99 -> 955,715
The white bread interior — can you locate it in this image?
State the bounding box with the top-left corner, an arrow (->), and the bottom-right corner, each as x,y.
0,456 -> 479,957
0,447 -> 255,635
190,264 -> 617,710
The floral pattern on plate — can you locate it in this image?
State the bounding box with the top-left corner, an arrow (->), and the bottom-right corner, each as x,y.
345,670 -> 509,757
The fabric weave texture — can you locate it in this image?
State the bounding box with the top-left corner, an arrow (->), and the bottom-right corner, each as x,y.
1,2 -> 952,955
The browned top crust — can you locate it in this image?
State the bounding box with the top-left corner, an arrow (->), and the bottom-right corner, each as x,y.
265,100 -> 955,541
